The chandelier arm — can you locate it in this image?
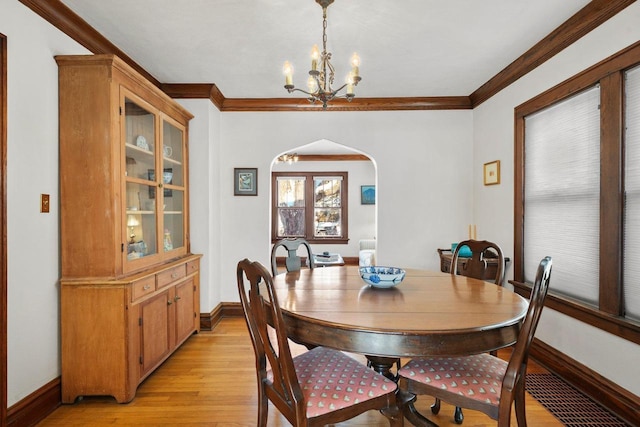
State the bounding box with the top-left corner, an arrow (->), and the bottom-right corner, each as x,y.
285,86 -> 315,97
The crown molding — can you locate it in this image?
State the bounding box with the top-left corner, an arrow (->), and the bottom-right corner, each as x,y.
469,0 -> 637,107
159,84 -> 472,111
18,0 -> 161,88
219,96 -> 472,111
159,92 -> 472,112
160,83 -> 225,110
19,0 -> 637,111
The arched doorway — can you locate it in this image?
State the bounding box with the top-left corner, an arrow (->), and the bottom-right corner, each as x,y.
269,139 -> 377,263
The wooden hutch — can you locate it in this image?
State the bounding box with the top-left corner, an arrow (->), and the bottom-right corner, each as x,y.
57,54 -> 201,403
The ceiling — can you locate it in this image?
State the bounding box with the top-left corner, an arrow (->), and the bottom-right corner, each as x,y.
57,0 -> 593,100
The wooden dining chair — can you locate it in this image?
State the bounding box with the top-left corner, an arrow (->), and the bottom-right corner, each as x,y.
433,239 -> 507,423
398,256 -> 553,427
270,237 -> 315,276
451,239 -> 506,287
237,259 -> 402,427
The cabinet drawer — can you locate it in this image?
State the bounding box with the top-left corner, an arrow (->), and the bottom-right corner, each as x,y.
157,265 -> 186,289
132,276 -> 156,301
186,259 -> 199,275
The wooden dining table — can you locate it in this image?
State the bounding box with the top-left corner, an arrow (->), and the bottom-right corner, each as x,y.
271,265 -> 530,426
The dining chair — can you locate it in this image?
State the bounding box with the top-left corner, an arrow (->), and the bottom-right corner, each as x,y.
433,239 -> 507,423
270,237 -> 315,276
398,256 -> 553,427
237,258 -> 402,427
451,239 -> 506,287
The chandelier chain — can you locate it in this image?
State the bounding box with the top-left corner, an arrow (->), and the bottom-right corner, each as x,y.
322,7 -> 327,51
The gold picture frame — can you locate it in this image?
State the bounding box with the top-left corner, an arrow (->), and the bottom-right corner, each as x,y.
483,160 -> 500,185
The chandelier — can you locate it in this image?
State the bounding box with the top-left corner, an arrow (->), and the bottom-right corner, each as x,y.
276,153 -> 299,164
283,0 -> 361,109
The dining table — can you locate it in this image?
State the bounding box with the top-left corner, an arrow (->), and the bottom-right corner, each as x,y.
270,265 -> 530,426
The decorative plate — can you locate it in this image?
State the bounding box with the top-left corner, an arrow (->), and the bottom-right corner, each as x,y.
135,135 -> 149,150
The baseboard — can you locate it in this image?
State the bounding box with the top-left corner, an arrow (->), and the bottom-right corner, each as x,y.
342,256 -> 359,265
7,377 -> 60,427
530,338 -> 640,426
199,302 -> 242,331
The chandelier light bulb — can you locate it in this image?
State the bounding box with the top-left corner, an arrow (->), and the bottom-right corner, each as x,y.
351,53 -> 360,77
311,44 -> 320,71
283,61 -> 294,86
346,73 -> 354,95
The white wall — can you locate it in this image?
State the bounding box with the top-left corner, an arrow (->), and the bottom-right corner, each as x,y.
473,2 -> 640,395
217,111 -> 474,302
1,0 -> 90,406
177,99 -> 222,312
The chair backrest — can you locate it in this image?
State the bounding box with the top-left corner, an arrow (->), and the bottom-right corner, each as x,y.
359,239 -> 376,251
500,256 -> 552,405
237,259 -> 306,422
450,239 -> 506,286
270,238 -> 315,275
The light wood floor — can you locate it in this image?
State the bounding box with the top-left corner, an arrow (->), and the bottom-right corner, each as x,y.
38,317 -> 563,426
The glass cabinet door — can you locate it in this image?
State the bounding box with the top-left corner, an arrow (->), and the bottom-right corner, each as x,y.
161,119 -> 185,253
124,96 -> 158,261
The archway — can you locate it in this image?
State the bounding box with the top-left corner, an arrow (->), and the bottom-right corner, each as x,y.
270,139 -> 377,264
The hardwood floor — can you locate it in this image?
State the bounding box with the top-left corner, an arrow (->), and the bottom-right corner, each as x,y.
38,317 -> 563,426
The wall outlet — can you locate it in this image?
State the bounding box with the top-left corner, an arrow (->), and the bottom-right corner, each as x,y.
41,194 -> 50,213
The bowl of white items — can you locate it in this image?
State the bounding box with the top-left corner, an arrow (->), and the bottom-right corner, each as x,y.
359,266 -> 406,288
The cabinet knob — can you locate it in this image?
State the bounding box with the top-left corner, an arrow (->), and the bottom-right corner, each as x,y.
171,273 -> 177,279
174,296 -> 181,302
143,285 -> 151,291
167,300 -> 173,306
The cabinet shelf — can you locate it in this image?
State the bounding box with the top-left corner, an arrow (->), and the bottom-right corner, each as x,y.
125,142 -> 154,156
163,156 -> 182,166
126,143 -> 183,165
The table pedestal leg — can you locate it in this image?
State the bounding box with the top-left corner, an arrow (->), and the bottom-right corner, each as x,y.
396,390 -> 438,427
365,355 -> 399,380
366,356 -> 438,426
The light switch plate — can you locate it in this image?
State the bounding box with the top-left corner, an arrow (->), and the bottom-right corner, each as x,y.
41,194 -> 50,213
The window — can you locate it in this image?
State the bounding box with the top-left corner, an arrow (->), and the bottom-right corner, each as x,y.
624,65 -> 640,321
523,86 -> 600,305
514,41 -> 640,344
272,171 -> 348,244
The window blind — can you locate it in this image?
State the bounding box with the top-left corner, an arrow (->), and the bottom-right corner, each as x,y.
624,65 -> 640,321
524,85 -> 601,304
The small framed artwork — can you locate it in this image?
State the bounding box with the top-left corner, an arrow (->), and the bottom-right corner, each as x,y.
361,185 -> 375,205
234,168 -> 258,196
483,160 -> 501,186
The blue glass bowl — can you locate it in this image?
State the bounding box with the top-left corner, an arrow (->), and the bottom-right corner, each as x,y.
359,266 -> 406,288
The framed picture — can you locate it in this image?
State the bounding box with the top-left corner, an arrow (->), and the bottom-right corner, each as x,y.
361,185 -> 375,205
234,168 -> 258,196
483,160 -> 501,186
